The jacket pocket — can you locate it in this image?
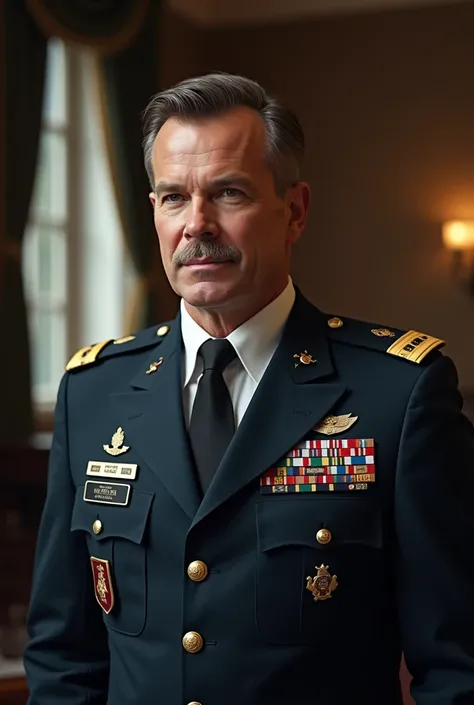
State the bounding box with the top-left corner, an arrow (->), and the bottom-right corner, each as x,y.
256,497 -> 383,644
71,486 -> 154,636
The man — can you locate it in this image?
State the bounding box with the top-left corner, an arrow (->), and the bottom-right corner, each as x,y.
24,73 -> 474,705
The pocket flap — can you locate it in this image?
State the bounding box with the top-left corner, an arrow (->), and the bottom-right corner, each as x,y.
71,485 -> 154,544
257,498 -> 382,552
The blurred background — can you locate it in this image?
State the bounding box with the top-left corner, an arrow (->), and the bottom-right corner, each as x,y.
1,0 -> 473,702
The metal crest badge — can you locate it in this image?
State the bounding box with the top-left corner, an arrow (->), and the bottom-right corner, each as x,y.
146,357 -> 164,375
306,564 -> 338,601
90,557 -> 114,614
371,328 -> 396,338
293,350 -> 317,368
103,427 -> 130,456
313,413 -> 358,435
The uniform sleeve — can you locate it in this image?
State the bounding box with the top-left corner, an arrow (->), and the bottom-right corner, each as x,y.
396,355 -> 474,703
24,373 -> 109,705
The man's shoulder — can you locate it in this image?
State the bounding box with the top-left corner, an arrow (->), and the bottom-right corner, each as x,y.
324,314 -> 445,366
65,321 -> 174,373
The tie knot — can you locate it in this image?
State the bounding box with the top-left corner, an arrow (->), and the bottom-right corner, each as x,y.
199,338 -> 237,373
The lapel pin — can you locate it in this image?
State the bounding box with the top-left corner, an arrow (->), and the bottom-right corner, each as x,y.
314,413 -> 359,435
103,427 -> 130,456
371,328 -> 396,338
146,357 -> 164,375
306,564 -> 338,601
293,350 -> 317,368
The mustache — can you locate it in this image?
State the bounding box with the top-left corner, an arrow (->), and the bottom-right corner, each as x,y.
172,240 -> 241,266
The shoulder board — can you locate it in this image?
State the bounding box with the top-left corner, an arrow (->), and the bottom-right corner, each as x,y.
66,322 -> 173,372
325,315 -> 445,364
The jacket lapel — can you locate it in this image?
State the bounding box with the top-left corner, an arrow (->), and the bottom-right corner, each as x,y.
111,317 -> 201,520
192,294 -> 346,527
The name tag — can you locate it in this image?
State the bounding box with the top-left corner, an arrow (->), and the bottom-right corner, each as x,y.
83,481 -> 131,506
86,460 -> 138,480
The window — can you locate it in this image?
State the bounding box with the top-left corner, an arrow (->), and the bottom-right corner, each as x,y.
23,39 -> 134,417
23,39 -> 68,409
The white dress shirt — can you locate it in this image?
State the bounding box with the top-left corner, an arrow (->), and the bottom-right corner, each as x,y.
181,279 -> 296,428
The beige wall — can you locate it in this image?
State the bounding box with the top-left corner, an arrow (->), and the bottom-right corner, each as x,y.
160,2 -> 474,388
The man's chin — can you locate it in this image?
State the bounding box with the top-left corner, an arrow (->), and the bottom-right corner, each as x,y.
180,281 -> 239,310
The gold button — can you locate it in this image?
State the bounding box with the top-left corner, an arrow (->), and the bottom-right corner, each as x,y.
328,317 -> 343,329
316,528 -> 332,545
187,560 -> 208,582
157,325 -> 170,337
92,520 -> 103,535
182,631 -> 204,654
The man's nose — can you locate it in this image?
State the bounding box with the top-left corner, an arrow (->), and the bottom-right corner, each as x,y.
184,198 -> 219,239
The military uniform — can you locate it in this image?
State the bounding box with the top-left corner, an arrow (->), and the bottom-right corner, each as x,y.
24,291 -> 474,705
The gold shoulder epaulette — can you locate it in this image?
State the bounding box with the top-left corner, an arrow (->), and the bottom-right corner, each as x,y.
386,330 -> 445,364
326,316 -> 445,364
65,323 -> 172,372
66,340 -> 113,372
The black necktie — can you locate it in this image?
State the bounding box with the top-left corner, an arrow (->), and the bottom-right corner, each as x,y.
189,339 -> 237,492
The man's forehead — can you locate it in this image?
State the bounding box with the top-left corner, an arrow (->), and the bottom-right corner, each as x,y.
152,108 -> 266,165
161,148 -> 245,170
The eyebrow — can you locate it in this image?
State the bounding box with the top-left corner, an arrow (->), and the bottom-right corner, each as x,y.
154,174 -> 254,197
154,181 -> 183,197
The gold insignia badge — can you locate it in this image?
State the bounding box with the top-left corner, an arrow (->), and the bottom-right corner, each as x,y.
293,351 -> 317,368
146,357 -> 164,375
306,564 -> 338,601
113,336 -> 135,345
103,427 -> 130,456
371,328 -> 396,338
314,413 -> 358,435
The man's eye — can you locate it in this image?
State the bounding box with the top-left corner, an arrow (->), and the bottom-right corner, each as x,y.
221,188 -> 242,198
162,193 -> 183,203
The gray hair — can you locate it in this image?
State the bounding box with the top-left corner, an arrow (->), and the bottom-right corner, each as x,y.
142,72 -> 304,195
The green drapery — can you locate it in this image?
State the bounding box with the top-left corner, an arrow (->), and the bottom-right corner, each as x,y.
0,0 -> 47,445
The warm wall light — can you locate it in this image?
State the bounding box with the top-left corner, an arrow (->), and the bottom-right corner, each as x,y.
442,220 -> 474,295
442,220 -> 474,251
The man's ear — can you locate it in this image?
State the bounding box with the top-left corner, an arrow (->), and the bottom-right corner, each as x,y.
286,181 -> 311,245
149,192 -> 156,208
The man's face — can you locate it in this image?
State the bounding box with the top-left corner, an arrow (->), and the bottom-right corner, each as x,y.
149,107 -> 309,314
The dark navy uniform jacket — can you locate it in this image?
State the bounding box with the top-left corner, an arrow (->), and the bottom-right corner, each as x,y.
24,292 -> 474,705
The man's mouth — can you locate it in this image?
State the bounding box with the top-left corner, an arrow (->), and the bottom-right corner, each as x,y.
184,258 -> 231,266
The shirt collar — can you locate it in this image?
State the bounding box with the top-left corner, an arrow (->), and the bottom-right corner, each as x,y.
181,278 -> 295,388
